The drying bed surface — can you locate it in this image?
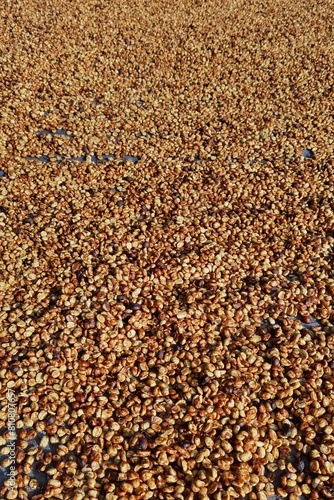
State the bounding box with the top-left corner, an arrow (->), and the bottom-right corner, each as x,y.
1,0 -> 334,499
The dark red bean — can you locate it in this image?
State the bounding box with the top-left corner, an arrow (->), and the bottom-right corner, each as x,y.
129,303 -> 141,311
181,441 -> 191,449
137,437 -> 148,450
46,415 -> 56,425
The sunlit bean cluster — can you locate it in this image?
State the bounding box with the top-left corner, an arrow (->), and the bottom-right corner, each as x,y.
0,0 -> 334,499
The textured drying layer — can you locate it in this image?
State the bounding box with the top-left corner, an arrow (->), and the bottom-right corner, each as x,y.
0,1 -> 334,500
